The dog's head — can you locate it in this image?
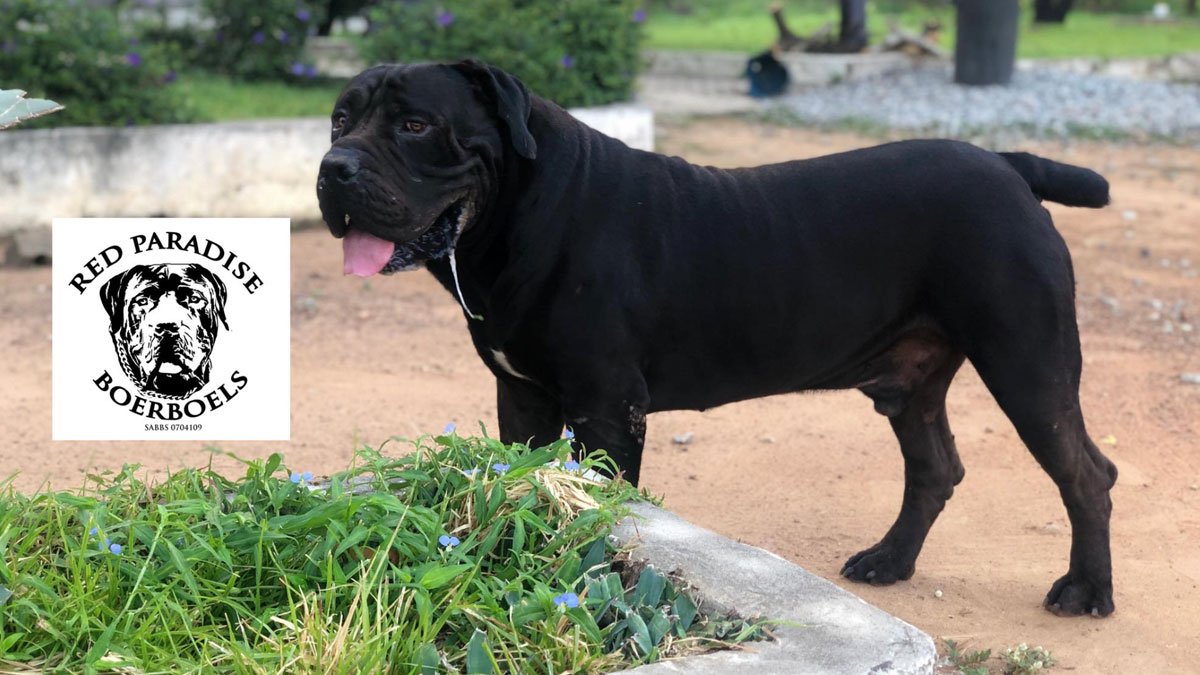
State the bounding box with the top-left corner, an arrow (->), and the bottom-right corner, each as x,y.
99,263 -> 228,398
316,61 -> 537,277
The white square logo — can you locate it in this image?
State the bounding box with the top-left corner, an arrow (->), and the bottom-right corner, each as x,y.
52,218 -> 290,441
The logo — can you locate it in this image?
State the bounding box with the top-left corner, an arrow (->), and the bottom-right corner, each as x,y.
53,219 -> 290,441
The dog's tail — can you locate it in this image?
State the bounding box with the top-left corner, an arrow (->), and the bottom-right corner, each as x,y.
999,152 -> 1110,208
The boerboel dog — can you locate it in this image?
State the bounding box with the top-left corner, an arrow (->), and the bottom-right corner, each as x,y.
100,263 -> 228,398
316,61 -> 1118,617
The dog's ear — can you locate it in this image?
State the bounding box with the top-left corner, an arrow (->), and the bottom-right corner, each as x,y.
99,267 -> 142,334
451,59 -> 537,160
186,265 -> 229,333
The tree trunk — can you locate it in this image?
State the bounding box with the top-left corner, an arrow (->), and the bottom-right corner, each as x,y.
1187,0 -> 1197,16
954,0 -> 1019,86
839,0 -> 869,52
1033,0 -> 1075,23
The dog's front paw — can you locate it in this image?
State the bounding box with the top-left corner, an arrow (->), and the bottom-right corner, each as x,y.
840,543 -> 916,585
1044,573 -> 1114,617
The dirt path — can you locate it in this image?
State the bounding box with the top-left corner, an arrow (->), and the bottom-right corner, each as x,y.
2,120 -> 1198,673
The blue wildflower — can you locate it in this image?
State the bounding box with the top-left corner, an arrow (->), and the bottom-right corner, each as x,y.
296,8 -> 311,22
109,543 -> 123,555
443,422 -> 456,434
290,471 -> 302,483
492,462 -> 510,474
563,428 -> 575,440
252,31 -> 266,45
553,592 -> 580,608
436,10 -> 454,27
438,534 -> 460,548
303,471 -> 314,481
89,526 -> 98,535
290,62 -> 305,76
560,54 -> 574,69
126,52 -> 142,67
633,8 -> 646,23
563,460 -> 581,471
464,468 -> 478,477
278,30 -> 289,43
304,64 -> 318,78
163,70 -> 177,84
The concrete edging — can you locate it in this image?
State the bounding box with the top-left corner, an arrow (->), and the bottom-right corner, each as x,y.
0,105 -> 654,263
610,503 -> 936,675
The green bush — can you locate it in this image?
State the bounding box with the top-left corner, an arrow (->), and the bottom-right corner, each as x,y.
0,0 -> 195,128
363,0 -> 646,108
198,0 -> 322,80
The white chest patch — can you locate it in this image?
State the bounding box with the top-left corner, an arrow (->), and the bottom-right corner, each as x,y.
491,349 -> 532,381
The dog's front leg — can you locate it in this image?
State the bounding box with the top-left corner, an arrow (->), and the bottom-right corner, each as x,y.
496,378 -> 563,449
560,376 -> 650,486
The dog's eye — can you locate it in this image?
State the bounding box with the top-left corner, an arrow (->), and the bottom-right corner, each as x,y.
402,120 -> 428,134
332,113 -> 348,131
133,295 -> 151,307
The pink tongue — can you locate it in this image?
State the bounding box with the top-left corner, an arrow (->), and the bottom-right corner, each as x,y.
342,229 -> 396,277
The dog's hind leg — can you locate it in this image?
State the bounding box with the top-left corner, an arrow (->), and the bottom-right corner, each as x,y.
844,348 -> 966,585
969,337 -> 1117,617
497,378 -> 563,449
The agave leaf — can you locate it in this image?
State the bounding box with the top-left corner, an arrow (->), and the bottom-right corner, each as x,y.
0,89 -> 64,130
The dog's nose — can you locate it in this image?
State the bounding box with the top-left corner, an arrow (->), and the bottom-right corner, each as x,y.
320,149 -> 360,185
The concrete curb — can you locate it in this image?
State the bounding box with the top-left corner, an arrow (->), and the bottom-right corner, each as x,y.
0,105 -> 653,264
610,503 -> 936,675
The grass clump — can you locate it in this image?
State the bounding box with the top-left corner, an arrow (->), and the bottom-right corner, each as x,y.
0,433 -> 766,672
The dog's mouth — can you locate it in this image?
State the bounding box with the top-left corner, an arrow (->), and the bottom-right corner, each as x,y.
342,196 -> 474,277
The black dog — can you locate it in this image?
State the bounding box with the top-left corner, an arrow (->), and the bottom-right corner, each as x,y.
100,263 -> 229,398
317,62 -> 1118,618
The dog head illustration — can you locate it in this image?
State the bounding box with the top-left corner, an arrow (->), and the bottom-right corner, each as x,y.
99,264 -> 229,398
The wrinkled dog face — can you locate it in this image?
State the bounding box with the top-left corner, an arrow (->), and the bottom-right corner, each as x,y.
316,61 -> 537,277
100,264 -> 228,398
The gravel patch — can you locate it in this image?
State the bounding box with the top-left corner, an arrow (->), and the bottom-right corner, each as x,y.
771,64 -> 1200,141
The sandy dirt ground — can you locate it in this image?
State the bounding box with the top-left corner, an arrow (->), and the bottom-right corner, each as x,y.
2,119 -> 1198,673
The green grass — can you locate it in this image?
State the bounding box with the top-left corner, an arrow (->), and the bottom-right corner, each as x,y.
0,434 -> 767,673
175,73 -> 344,122
644,0 -> 1200,59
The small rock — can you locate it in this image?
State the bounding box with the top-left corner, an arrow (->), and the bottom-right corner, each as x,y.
1169,300 -> 1186,321
1164,321 -> 1175,334
1140,247 -> 1151,258
934,589 -> 944,598
1100,434 -> 1118,446
1182,323 -> 1194,333
1097,295 -> 1119,313
759,435 -> 776,444
1148,312 -> 1161,321
357,310 -> 371,320
1161,258 -> 1172,268
1121,209 -> 1138,222
1182,258 -> 1193,269
672,432 -> 694,445
1190,484 -> 1199,491
1181,373 -> 1200,385
1132,277 -> 1145,288
1150,298 -> 1164,311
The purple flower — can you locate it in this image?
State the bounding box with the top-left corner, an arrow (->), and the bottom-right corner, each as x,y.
304,64 -> 318,78
109,543 -> 123,555
563,460 -> 581,471
443,422 -> 457,434
162,70 -> 177,84
290,62 -> 305,76
252,31 -> 266,45
553,592 -> 580,608
126,52 -> 142,67
438,534 -> 460,548
633,8 -> 646,23
436,10 -> 454,27
560,54 -> 574,69
98,537 -> 111,551
563,428 -> 575,440
1,41 -> 16,54
89,526 -> 99,535
463,468 -> 478,477
290,471 -> 302,483
296,8 -> 311,22
128,37 -> 140,46
278,30 -> 290,43
302,471 -> 314,482
491,462 -> 510,474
